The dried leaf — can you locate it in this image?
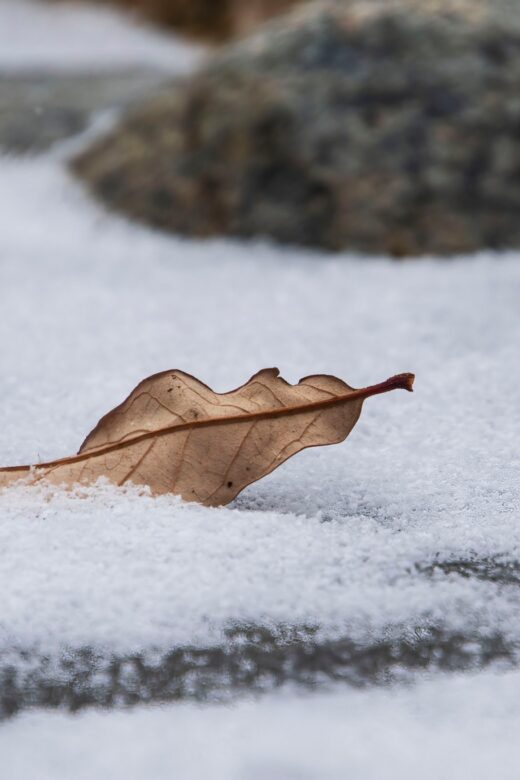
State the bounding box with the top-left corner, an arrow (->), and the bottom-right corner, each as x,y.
0,369 -> 414,506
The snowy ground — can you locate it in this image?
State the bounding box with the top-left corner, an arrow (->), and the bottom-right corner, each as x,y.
3,668 -> 520,780
0,0 -> 201,73
1,1 -> 520,778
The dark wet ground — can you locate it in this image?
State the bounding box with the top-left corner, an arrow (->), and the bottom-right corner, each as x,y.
419,558 -> 520,586
2,556 -> 519,722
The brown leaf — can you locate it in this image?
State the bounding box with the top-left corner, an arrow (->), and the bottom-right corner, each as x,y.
0,369 -> 414,506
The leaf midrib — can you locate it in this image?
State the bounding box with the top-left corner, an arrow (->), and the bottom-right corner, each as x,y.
0,373 -> 414,474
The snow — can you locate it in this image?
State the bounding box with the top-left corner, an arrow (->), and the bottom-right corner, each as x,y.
0,0 -> 203,73
3,668 -> 520,780
1,152 -> 519,657
1,0 -> 520,773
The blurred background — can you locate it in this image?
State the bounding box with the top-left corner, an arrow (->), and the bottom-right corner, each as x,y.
1,2 -> 520,779
8,0 -> 520,256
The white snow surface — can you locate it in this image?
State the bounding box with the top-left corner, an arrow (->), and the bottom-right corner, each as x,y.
0,151 -> 519,655
0,0 -> 203,72
3,668 -> 520,780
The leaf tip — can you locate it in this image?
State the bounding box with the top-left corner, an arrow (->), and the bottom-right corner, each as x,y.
391,372 -> 415,392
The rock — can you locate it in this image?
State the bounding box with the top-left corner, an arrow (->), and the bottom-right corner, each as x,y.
0,70 -> 170,154
73,0 -> 520,255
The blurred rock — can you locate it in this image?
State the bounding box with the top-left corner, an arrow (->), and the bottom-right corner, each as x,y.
73,0 -> 520,255
0,70 -> 170,154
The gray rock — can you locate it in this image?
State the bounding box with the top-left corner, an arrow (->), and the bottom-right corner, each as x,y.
0,70 -> 170,153
73,0 -> 520,255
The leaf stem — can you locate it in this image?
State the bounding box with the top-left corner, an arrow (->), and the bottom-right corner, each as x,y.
355,372 -> 415,398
